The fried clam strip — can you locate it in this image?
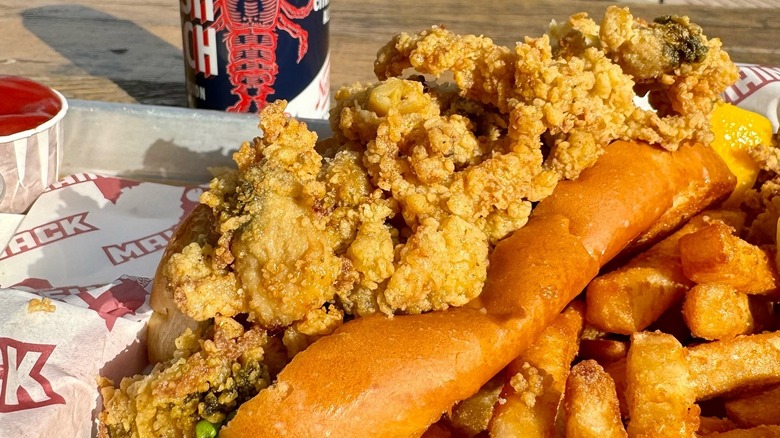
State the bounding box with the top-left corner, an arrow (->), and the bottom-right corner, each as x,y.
488,301 -> 584,437
219,141 -> 734,438
598,6 -> 738,149
163,101 -> 351,329
374,6 -> 737,180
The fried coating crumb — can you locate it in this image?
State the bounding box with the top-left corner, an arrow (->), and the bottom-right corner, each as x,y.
508,362 -> 546,409
282,305 -> 345,357
27,297 -> 55,313
98,318 -> 276,438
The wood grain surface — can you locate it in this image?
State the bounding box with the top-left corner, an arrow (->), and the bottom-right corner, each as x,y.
1,0 -> 778,107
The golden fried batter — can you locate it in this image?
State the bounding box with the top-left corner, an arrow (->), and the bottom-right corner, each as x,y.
166,102 -> 350,328
98,318 -> 278,438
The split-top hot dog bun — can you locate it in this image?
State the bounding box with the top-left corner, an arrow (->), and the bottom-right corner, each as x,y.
218,141 -> 735,438
147,204 -> 211,364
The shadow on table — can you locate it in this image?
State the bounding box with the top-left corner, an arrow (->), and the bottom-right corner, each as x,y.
130,138 -> 235,184
22,5 -> 186,106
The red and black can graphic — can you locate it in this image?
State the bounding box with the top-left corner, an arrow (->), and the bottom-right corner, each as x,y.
180,0 -> 330,118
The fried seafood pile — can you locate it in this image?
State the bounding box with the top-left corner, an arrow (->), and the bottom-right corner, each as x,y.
178,6 -> 735,331
99,6 -> 739,437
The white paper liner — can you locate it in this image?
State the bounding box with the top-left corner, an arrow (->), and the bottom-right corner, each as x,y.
0,174 -> 202,436
0,64 -> 778,437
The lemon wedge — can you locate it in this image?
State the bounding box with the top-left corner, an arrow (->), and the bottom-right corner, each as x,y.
710,102 -> 773,207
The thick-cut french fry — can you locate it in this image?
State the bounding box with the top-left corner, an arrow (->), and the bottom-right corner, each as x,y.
586,212 -> 744,335
682,283 -> 753,340
699,417 -> 739,435
578,338 -> 628,366
563,360 -> 627,438
689,331 -> 780,400
626,332 -> 699,437
604,358 -> 628,419
699,425 -> 780,437
679,221 -> 778,295
489,303 -> 584,438
724,384 -> 780,427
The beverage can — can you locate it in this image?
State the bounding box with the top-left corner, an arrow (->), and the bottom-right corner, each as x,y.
179,0 -> 330,118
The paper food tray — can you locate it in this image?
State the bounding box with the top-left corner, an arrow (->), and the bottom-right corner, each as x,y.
1,63 -> 779,437
61,99 -> 332,184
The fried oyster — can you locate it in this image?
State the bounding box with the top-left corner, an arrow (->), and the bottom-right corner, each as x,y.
98,318 -> 283,438
100,6 -> 738,437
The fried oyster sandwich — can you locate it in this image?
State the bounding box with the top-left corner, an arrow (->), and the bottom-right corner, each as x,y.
98,7 -> 746,437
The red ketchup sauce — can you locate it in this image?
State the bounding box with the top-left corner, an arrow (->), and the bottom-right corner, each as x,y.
0,76 -> 62,136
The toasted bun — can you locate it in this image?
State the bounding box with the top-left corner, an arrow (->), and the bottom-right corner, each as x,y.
218,141 -> 735,437
147,204 -> 212,364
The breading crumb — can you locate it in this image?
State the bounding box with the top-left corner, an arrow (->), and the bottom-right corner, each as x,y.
27,297 -> 56,313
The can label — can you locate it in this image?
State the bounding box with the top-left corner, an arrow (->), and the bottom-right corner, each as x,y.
180,0 -> 330,118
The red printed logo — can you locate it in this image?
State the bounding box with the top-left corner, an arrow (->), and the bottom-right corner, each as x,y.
48,173 -> 142,204
0,338 -> 65,413
76,277 -> 150,330
724,64 -> 780,105
0,212 -> 98,260
99,185 -> 204,266
102,226 -> 176,266
182,0 -> 315,111
315,57 -> 331,112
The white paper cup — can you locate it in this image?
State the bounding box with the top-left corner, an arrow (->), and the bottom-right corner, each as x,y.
0,89 -> 68,213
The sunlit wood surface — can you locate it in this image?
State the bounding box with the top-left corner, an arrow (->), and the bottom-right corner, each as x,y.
1,0 -> 778,107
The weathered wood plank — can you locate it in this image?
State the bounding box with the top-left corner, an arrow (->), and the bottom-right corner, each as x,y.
1,0 -> 777,106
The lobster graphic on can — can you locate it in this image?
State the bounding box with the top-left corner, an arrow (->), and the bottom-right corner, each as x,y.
180,0 -> 330,118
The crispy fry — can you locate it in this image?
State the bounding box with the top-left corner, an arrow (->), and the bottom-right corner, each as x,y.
489,303 -> 585,438
578,338 -> 629,366
682,283 -> 753,340
586,212 -> 744,335
679,221 -> 779,295
563,360 -> 627,438
699,417 -> 739,435
626,331 -> 699,437
698,425 -> 780,437
604,358 -> 628,419
724,384 -> 780,427
689,331 -> 780,399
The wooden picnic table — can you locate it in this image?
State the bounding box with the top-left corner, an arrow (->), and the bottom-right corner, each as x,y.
1,0 -> 779,108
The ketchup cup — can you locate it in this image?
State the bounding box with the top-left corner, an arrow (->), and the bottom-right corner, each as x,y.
0,76 -> 68,213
